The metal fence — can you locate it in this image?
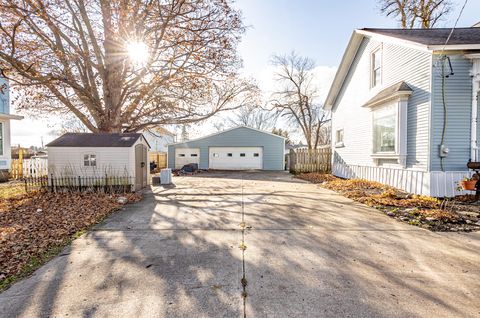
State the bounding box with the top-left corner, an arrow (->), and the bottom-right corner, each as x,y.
24,174 -> 134,193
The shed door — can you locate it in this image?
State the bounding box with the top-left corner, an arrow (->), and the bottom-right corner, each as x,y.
135,144 -> 148,190
209,147 -> 263,170
174,148 -> 200,169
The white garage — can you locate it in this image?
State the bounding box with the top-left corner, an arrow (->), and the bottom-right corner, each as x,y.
174,148 -> 200,169
209,147 -> 263,170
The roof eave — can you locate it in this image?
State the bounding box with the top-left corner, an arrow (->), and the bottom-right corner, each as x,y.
324,31 -> 364,110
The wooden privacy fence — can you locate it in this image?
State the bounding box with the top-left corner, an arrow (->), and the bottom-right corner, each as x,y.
11,158 -> 48,179
149,152 -> 167,170
289,148 -> 332,173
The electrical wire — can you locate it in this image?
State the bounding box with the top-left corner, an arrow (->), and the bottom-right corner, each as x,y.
438,0 -> 469,172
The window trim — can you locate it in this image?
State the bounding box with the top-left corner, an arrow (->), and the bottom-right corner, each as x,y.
83,154 -> 97,167
371,46 -> 382,89
367,97 -> 409,167
335,128 -> 344,148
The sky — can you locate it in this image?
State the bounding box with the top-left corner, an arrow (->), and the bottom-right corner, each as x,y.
10,0 -> 480,147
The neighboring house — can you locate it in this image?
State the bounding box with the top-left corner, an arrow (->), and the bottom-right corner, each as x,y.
167,126 -> 285,170
325,27 -> 480,197
0,76 -> 23,179
142,127 -> 175,153
46,133 -> 150,190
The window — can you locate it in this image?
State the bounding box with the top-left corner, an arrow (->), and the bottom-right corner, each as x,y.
178,153 -> 186,157
371,48 -> 382,88
213,153 -> 219,158
190,153 -> 198,157
240,153 -> 246,157
253,153 -> 259,157
335,129 -> 344,147
0,123 -> 3,156
373,104 -> 396,153
83,154 -> 96,167
227,153 -> 233,157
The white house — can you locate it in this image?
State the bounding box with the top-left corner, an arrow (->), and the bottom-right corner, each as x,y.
142,127 -> 175,153
325,27 -> 480,197
46,133 -> 150,190
0,76 -> 23,180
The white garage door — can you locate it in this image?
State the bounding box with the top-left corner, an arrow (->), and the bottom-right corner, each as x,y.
209,147 -> 263,170
175,148 -> 200,169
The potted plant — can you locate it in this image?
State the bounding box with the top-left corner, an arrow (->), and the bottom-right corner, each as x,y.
458,176 -> 478,191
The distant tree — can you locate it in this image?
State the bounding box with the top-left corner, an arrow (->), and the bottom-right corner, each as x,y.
270,52 -> 330,150
229,105 -> 277,131
271,128 -> 292,145
378,0 -> 452,28
0,0 -> 255,132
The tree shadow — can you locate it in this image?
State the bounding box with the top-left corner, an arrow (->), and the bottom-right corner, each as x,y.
0,172 -> 478,317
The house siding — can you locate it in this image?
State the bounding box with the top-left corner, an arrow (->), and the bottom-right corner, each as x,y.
0,78 -> 12,170
167,127 -> 285,170
430,54 -> 473,171
332,37 -> 431,170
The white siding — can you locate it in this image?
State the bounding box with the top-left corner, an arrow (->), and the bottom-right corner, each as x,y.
331,37 -> 431,171
48,146 -> 134,177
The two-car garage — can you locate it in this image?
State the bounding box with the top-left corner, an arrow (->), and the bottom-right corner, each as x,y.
168,126 -> 285,171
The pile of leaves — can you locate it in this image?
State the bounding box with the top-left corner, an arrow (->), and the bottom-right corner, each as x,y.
297,173 -> 480,232
0,189 -> 141,290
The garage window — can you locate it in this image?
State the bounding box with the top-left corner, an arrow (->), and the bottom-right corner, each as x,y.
191,154 -> 198,157
253,153 -> 259,157
213,153 -> 219,158
240,153 -> 246,157
227,153 -> 233,157
178,153 -> 185,157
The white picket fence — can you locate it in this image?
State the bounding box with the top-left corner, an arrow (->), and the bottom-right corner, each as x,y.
11,157 -> 48,179
333,163 -> 473,197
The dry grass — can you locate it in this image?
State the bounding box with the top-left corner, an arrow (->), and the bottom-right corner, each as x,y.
297,172 -> 479,232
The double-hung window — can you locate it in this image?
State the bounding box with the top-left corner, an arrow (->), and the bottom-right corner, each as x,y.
371,48 -> 382,88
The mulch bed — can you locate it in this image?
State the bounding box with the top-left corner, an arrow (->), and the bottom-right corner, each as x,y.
0,189 -> 141,289
297,173 -> 480,232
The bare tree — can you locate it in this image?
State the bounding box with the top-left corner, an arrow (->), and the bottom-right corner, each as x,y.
271,127 -> 292,145
229,105 -> 277,131
0,0 -> 255,132
378,0 -> 452,28
270,52 -> 330,150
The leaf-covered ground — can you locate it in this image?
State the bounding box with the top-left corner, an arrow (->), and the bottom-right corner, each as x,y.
297,173 -> 480,232
0,187 -> 141,290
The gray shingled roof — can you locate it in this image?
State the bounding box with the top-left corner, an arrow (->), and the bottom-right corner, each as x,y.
362,27 -> 480,46
364,82 -> 413,107
46,133 -> 144,147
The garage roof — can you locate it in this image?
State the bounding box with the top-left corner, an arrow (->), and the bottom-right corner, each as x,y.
168,126 -> 286,146
46,133 -> 147,147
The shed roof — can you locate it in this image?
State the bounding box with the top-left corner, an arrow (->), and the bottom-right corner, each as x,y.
46,133 -> 146,147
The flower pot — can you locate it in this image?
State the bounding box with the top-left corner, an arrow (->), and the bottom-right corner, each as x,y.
460,180 -> 477,191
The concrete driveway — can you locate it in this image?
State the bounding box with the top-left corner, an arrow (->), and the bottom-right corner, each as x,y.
1,171 -> 479,317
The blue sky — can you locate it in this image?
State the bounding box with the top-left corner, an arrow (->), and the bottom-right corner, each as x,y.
236,0 -> 480,75
11,0 -> 480,146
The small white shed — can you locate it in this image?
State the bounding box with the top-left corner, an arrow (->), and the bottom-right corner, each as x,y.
46,133 -> 150,190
